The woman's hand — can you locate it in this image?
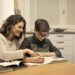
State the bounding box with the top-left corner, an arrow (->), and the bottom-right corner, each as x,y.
23,49 -> 40,57
23,57 -> 44,63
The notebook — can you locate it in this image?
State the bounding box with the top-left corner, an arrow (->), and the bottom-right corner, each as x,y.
0,65 -> 13,73
0,60 -> 27,71
0,61 -> 23,67
25,57 -> 67,66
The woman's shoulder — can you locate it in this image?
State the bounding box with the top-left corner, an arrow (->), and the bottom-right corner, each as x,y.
0,33 -> 6,41
0,34 -> 4,38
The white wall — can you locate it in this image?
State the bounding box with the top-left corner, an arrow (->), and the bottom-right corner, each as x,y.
16,0 -> 31,32
0,0 -> 14,28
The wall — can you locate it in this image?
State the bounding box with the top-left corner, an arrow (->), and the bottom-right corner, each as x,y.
15,0 -> 75,31
0,0 -> 14,28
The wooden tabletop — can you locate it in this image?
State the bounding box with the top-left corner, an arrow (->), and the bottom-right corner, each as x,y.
0,62 -> 75,75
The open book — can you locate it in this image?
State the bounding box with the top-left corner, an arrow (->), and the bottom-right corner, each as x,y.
43,57 -> 67,64
25,57 -> 67,66
0,65 -> 13,73
0,60 -> 27,73
0,60 -> 23,67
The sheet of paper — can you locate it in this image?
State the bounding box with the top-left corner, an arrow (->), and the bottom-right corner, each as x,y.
25,57 -> 67,66
0,61 -> 22,67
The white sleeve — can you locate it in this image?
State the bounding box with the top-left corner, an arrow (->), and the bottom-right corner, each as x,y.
0,39 -> 24,61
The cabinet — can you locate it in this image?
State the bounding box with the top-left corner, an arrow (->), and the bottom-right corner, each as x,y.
25,33 -> 74,63
47,34 -> 74,63
74,34 -> 75,63
29,0 -> 67,30
17,0 -> 75,31
67,0 -> 75,25
32,0 -> 75,27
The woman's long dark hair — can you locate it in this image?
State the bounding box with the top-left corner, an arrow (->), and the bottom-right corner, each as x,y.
0,14 -> 26,40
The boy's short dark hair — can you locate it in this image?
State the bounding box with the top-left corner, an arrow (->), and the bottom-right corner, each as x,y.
35,19 -> 50,32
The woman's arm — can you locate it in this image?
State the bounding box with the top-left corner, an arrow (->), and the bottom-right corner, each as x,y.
23,57 -> 44,63
0,38 -> 39,61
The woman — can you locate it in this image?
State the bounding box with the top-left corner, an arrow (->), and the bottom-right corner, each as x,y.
0,15 -> 43,62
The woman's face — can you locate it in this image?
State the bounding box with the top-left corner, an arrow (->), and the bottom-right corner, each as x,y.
10,21 -> 24,37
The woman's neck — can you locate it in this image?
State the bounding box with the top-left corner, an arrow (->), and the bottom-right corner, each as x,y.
6,34 -> 14,41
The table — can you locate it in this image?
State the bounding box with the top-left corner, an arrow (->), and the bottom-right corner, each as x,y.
0,62 -> 75,75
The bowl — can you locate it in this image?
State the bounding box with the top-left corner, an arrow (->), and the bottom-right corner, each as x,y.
54,28 -> 66,32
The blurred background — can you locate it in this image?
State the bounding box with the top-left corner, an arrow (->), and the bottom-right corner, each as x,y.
1,0 -> 75,63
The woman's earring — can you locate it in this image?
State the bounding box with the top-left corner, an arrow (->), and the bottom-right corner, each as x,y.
7,30 -> 9,35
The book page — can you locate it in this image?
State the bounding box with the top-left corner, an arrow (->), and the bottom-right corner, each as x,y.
25,57 -> 67,66
0,61 -> 22,67
0,65 -> 13,73
43,57 -> 67,64
43,57 -> 54,64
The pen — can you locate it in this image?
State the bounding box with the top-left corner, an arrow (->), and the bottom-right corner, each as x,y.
35,52 -> 42,57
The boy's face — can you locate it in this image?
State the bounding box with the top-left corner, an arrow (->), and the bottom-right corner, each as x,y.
35,31 -> 49,41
